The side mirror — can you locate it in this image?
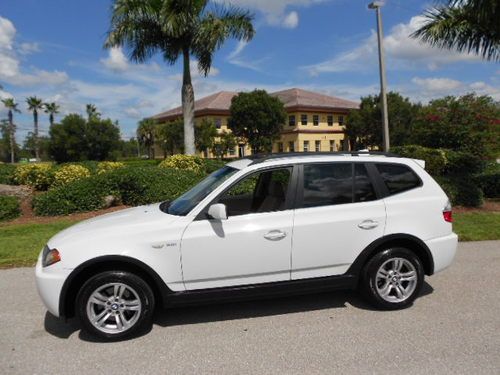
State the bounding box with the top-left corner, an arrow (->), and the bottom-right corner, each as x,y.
207,203 -> 227,220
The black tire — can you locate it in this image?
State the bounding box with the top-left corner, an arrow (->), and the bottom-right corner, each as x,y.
76,271 -> 155,341
361,247 -> 424,310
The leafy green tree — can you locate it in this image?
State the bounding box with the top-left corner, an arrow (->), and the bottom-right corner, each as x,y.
44,102 -> 60,126
213,131 -> 237,159
195,118 -> 217,157
0,119 -> 20,163
156,120 -> 184,157
346,92 -> 420,149
412,0 -> 500,61
26,96 -> 44,160
86,104 -> 101,122
1,98 -> 20,163
105,0 -> 255,155
137,118 -> 157,159
228,90 -> 286,153
85,118 -> 121,160
49,114 -> 88,162
22,133 -> 50,161
118,138 -> 140,158
411,93 -> 500,158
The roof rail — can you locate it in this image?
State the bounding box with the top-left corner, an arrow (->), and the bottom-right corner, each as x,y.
248,151 -> 399,165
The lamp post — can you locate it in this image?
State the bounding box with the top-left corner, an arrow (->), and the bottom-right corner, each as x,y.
368,1 -> 390,152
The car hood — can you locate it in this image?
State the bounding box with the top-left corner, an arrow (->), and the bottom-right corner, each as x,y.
47,203 -> 179,248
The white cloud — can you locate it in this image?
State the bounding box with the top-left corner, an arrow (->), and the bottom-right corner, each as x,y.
282,11 -> 299,28
100,47 -> 129,71
226,40 -> 269,71
0,15 -> 69,87
18,42 -> 40,55
303,16 -> 481,75
412,77 -> 462,92
214,0 -> 324,28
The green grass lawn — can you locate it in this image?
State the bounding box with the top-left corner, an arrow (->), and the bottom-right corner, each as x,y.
0,211 -> 498,268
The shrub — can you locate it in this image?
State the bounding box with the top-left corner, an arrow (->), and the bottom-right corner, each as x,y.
0,196 -> 21,221
452,178 -> 484,207
0,163 -> 16,184
97,161 -> 125,175
53,164 -> 91,187
392,145 -> 447,176
13,163 -> 54,190
33,167 -> 203,216
159,154 -> 204,173
202,159 -> 227,174
476,162 -> 499,198
444,150 -> 485,176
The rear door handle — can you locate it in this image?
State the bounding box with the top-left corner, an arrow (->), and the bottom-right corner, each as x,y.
264,230 -> 287,241
358,220 -> 379,230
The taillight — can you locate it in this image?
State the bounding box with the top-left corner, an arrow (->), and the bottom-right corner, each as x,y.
443,200 -> 453,223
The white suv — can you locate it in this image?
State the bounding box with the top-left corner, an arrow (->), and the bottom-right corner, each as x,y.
36,153 -> 457,340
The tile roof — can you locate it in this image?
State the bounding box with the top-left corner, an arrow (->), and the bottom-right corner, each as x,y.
151,88 -> 359,121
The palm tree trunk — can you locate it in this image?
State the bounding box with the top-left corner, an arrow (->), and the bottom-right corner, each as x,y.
34,110 -> 40,160
8,111 -> 15,164
182,48 -> 196,155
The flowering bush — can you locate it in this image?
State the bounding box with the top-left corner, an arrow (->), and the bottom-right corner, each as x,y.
158,154 -> 204,173
97,161 -> 125,175
53,164 -> 91,187
13,163 -> 54,190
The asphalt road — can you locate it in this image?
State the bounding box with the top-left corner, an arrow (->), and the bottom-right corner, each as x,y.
1,241 -> 499,375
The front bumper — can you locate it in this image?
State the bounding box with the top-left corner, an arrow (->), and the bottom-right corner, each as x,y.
425,233 -> 458,274
35,253 -> 70,317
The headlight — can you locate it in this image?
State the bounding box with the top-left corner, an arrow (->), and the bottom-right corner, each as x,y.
42,245 -> 61,267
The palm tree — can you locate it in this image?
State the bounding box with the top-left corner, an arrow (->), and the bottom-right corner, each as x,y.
412,0 -> 500,61
105,0 -> 255,155
44,102 -> 60,126
86,104 -> 101,122
1,98 -> 21,163
137,118 -> 156,159
26,96 -> 44,160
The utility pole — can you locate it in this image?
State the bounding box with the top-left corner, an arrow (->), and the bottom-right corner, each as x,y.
368,1 -> 390,152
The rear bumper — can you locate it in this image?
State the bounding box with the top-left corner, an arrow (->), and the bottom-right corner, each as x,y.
425,233 -> 458,274
35,254 -> 68,317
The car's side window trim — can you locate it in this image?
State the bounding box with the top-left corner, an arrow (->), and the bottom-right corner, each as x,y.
194,164 -> 299,220
365,163 -> 389,198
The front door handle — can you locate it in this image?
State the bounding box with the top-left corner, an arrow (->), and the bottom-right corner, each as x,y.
358,220 -> 379,230
264,230 -> 287,241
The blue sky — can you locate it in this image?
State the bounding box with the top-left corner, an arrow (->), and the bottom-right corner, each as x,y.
0,0 -> 498,141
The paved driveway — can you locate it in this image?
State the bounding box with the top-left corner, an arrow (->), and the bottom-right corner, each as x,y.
1,241 -> 499,374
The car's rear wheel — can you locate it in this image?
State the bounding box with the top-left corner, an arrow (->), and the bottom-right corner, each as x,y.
361,248 -> 424,310
76,271 -> 155,340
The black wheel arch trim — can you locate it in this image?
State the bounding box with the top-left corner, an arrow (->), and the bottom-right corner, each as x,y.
59,255 -> 172,319
347,233 -> 434,278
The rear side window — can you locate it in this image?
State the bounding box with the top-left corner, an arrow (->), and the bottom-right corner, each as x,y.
355,164 -> 376,202
376,163 -> 421,195
302,163 -> 353,207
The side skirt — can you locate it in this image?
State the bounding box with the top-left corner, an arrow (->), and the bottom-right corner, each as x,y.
163,274 -> 357,308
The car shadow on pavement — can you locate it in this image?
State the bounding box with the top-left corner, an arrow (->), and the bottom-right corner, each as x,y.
44,282 -> 433,341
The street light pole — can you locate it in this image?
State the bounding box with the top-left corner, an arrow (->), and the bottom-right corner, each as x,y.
368,1 -> 390,152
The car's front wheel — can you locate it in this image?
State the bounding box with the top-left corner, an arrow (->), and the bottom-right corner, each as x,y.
361,248 -> 424,310
76,271 -> 155,340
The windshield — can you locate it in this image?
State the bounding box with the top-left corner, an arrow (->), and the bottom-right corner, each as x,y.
163,166 -> 239,216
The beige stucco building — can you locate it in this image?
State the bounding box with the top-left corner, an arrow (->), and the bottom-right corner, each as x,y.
151,88 -> 359,158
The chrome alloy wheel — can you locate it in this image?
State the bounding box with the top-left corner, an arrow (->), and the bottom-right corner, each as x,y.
86,282 -> 142,334
375,258 -> 418,303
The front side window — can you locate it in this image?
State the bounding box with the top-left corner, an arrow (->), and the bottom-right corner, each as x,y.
302,163 -> 353,208
376,163 -> 421,195
217,168 -> 292,216
166,166 -> 238,216
313,115 -> 319,126
301,114 -> 308,125
303,140 -> 309,152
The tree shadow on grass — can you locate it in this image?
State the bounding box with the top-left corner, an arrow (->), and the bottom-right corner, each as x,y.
44,281 -> 434,342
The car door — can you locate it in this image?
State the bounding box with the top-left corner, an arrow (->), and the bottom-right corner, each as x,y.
291,162 -> 386,280
180,166 -> 296,290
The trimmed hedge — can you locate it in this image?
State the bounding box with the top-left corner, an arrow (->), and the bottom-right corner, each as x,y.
0,164 -> 16,184
0,196 -> 21,221
33,167 -> 203,216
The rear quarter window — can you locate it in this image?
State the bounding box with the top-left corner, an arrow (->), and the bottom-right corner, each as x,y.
375,163 -> 421,195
